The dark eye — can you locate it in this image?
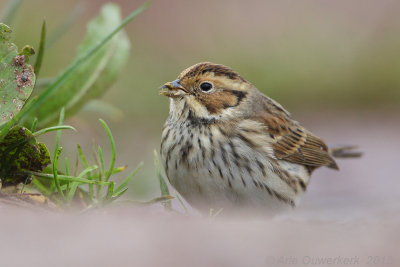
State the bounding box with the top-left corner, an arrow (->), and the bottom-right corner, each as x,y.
199,82 -> 213,92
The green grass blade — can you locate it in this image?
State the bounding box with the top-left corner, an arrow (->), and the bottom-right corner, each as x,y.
65,157 -> 69,176
117,196 -> 174,206
99,119 -> 115,182
33,125 -> 76,137
175,193 -> 189,214
77,165 -> 98,178
53,147 -> 65,200
31,178 -> 52,197
97,146 -> 105,174
19,2 -> 150,123
34,19 -> 46,77
106,181 -> 114,200
212,208 -> 223,218
66,182 -> 79,202
114,161 -> 143,194
30,117 -> 38,132
54,107 -> 65,157
111,188 -> 128,200
51,109 -> 68,199
93,145 -> 105,200
108,165 -> 126,175
27,168 -> 125,182
76,144 -> 89,168
154,150 -> 171,210
26,171 -> 110,185
76,144 -> 93,198
154,150 -> 170,196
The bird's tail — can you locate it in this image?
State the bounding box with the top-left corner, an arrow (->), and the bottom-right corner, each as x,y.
328,145 -> 362,158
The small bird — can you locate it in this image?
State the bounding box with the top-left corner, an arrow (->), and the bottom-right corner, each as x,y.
159,62 -> 359,215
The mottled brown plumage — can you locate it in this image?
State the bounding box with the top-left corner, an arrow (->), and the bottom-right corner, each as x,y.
159,62 -> 359,215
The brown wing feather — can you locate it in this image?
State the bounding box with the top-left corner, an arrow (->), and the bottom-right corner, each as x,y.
254,97 -> 338,171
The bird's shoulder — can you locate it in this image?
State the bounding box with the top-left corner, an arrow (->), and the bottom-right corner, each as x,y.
237,94 -> 338,170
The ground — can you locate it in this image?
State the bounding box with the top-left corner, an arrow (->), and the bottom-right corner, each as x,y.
0,111 -> 398,267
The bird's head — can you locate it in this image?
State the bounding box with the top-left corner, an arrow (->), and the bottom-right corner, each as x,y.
159,62 -> 258,122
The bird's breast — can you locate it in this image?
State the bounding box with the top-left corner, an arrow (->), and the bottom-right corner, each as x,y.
160,118 -> 310,212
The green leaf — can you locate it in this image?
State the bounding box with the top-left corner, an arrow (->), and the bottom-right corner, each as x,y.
0,23 -> 36,128
0,23 -> 12,41
0,126 -> 50,186
25,3 -> 143,127
0,95 -> 37,142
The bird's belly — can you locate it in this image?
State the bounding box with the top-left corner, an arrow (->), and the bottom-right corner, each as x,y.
160,124 -> 310,213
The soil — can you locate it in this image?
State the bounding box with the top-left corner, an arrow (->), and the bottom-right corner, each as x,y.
0,111 -> 398,267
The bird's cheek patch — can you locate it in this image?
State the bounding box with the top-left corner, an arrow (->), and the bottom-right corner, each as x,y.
200,90 -> 247,114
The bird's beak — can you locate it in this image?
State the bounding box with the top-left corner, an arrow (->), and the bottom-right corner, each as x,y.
159,79 -> 187,98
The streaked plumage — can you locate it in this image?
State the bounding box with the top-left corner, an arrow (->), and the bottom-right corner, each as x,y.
159,62 -> 359,215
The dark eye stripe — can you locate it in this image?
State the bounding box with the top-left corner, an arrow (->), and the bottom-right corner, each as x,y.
220,89 -> 247,109
229,89 -> 247,105
201,89 -> 247,114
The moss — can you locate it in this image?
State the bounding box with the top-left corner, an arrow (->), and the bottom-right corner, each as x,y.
0,126 -> 50,186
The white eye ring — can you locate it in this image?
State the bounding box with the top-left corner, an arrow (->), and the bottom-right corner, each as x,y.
199,81 -> 213,92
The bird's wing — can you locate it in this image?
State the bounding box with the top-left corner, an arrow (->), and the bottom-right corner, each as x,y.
253,96 -> 338,170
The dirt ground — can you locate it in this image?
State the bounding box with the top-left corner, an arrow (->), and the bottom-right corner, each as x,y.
0,111 -> 399,267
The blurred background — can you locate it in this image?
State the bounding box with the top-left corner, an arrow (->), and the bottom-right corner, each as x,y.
1,0 -> 399,217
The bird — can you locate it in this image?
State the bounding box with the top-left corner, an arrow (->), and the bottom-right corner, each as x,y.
159,62 -> 360,215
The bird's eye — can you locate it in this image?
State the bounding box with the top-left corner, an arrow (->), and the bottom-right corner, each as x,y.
199,82 -> 213,92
